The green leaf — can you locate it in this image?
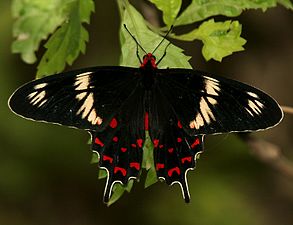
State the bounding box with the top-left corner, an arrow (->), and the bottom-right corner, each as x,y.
107,180 -> 134,206
142,132 -> 158,187
149,0 -> 182,27
98,169 -> 107,179
36,0 -> 94,77
175,0 -> 292,26
145,167 -> 158,188
120,3 -> 192,69
277,0 -> 293,9
11,0 -> 71,64
176,19 -> 246,61
142,132 -> 154,170
90,152 -> 99,164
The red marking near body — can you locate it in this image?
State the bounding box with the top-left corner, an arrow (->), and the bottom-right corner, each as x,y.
140,53 -> 157,69
95,137 -> 104,147
112,136 -> 118,142
156,163 -> 165,170
153,139 -> 159,148
191,138 -> 200,149
181,156 -> 192,164
130,162 -> 140,170
168,167 -> 180,177
109,118 -> 118,128
177,137 -> 182,143
131,143 -> 137,148
177,120 -> 183,129
103,155 -> 113,164
144,112 -> 149,131
168,148 -> 174,153
121,147 -> 127,152
159,144 -> 164,149
114,167 -> 127,176
137,139 -> 143,148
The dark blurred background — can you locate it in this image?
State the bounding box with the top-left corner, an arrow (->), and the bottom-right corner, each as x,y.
1,1 -> 292,225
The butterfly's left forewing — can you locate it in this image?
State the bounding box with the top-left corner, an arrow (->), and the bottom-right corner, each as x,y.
156,69 -> 283,136
9,66 -> 141,131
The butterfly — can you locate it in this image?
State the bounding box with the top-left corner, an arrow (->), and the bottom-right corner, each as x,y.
8,29 -> 283,203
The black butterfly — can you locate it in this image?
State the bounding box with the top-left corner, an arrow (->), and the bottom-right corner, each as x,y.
9,38 -> 283,203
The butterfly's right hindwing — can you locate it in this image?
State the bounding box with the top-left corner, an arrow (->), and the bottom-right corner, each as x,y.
9,66 -> 140,131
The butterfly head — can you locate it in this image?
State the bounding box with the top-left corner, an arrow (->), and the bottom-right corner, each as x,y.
140,53 -> 157,69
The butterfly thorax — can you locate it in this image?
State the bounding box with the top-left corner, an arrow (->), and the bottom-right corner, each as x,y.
140,53 -> 157,90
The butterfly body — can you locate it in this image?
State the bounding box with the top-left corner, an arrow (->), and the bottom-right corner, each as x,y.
9,53 -> 283,203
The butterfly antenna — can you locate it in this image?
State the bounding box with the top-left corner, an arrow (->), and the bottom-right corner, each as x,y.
124,24 -> 147,55
152,25 -> 174,55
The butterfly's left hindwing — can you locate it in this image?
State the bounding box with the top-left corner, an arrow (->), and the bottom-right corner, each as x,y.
9,66 -> 140,131
90,86 -> 146,203
156,69 -> 283,136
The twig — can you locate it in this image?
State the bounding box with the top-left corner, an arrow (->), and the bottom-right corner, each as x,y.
281,105 -> 293,114
239,133 -> 293,179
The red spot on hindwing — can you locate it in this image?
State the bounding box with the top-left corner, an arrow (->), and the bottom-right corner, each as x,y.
177,120 -> 183,128
191,138 -> 200,149
130,162 -> 140,170
153,139 -> 159,148
109,118 -> 118,128
144,112 -> 149,131
168,167 -> 180,177
177,137 -> 182,143
156,163 -> 165,170
112,136 -> 118,142
181,156 -> 192,164
131,143 -> 137,148
168,148 -> 174,153
137,139 -> 143,148
121,147 -> 127,152
95,137 -> 104,147
103,155 -> 113,163
114,167 -> 127,176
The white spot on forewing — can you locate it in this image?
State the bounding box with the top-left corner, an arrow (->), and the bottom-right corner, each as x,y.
76,72 -> 92,77
255,100 -> 264,109
189,97 -> 216,129
34,83 -> 47,90
28,91 -> 37,99
76,92 -> 87,101
205,79 -> 220,97
247,100 -> 263,115
189,114 -> 204,130
204,76 -> 219,83
246,108 -> 254,116
247,91 -> 259,99
94,116 -> 103,125
77,93 -> 94,119
207,97 -> 217,105
38,99 -> 48,107
200,97 -> 215,123
87,108 -> 103,125
29,91 -> 46,106
74,73 -> 92,93
74,72 -> 103,125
